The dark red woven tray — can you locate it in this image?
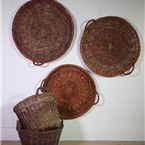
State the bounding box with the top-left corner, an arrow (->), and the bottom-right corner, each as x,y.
41,64 -> 99,119
80,16 -> 140,77
12,0 -> 74,66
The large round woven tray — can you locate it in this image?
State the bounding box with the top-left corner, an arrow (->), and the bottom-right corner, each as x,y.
80,16 -> 140,77
41,64 -> 99,119
12,0 -> 74,66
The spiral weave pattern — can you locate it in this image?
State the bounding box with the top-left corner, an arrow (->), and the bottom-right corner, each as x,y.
12,0 -> 74,66
41,64 -> 99,119
80,16 -> 140,77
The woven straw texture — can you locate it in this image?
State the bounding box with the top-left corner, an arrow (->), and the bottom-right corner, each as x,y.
13,87 -> 61,131
80,16 -> 140,77
12,0 -> 74,66
16,119 -> 63,145
41,64 -> 99,119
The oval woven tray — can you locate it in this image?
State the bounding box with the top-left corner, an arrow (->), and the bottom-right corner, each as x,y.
80,16 -> 140,77
41,64 -> 99,119
12,0 -> 74,66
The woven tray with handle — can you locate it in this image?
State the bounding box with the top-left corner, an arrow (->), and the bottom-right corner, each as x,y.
12,0 -> 74,66
41,64 -> 100,119
80,16 -> 141,77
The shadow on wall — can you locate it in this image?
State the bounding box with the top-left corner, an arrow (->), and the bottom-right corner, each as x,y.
60,119 -> 84,141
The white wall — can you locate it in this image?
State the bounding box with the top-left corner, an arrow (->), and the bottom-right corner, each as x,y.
1,0 -> 144,141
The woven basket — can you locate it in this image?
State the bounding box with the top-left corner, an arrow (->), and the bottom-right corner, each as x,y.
80,16 -> 141,77
41,64 -> 99,119
13,87 -> 61,131
16,119 -> 63,145
12,0 -> 74,66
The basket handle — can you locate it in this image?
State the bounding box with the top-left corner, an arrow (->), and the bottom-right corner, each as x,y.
36,87 -> 49,95
33,61 -> 45,66
122,64 -> 135,76
85,19 -> 95,30
94,91 -> 100,105
40,79 -> 46,88
16,120 -> 21,132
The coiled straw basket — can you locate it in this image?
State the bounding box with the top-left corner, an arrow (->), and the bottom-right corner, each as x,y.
12,0 -> 74,66
16,118 -> 63,145
13,87 -> 61,131
41,64 -> 100,119
80,16 -> 141,77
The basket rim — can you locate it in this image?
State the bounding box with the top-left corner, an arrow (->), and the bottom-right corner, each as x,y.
13,90 -> 53,113
16,118 -> 64,133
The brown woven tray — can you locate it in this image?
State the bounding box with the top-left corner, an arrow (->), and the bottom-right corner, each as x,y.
16,119 -> 63,145
41,64 -> 99,119
12,0 -> 74,66
80,16 -> 140,77
13,87 -> 61,131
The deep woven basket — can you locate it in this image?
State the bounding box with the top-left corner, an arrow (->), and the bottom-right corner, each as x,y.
16,119 -> 63,145
41,64 -> 99,119
80,16 -> 141,77
13,87 -> 61,131
12,0 -> 74,66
